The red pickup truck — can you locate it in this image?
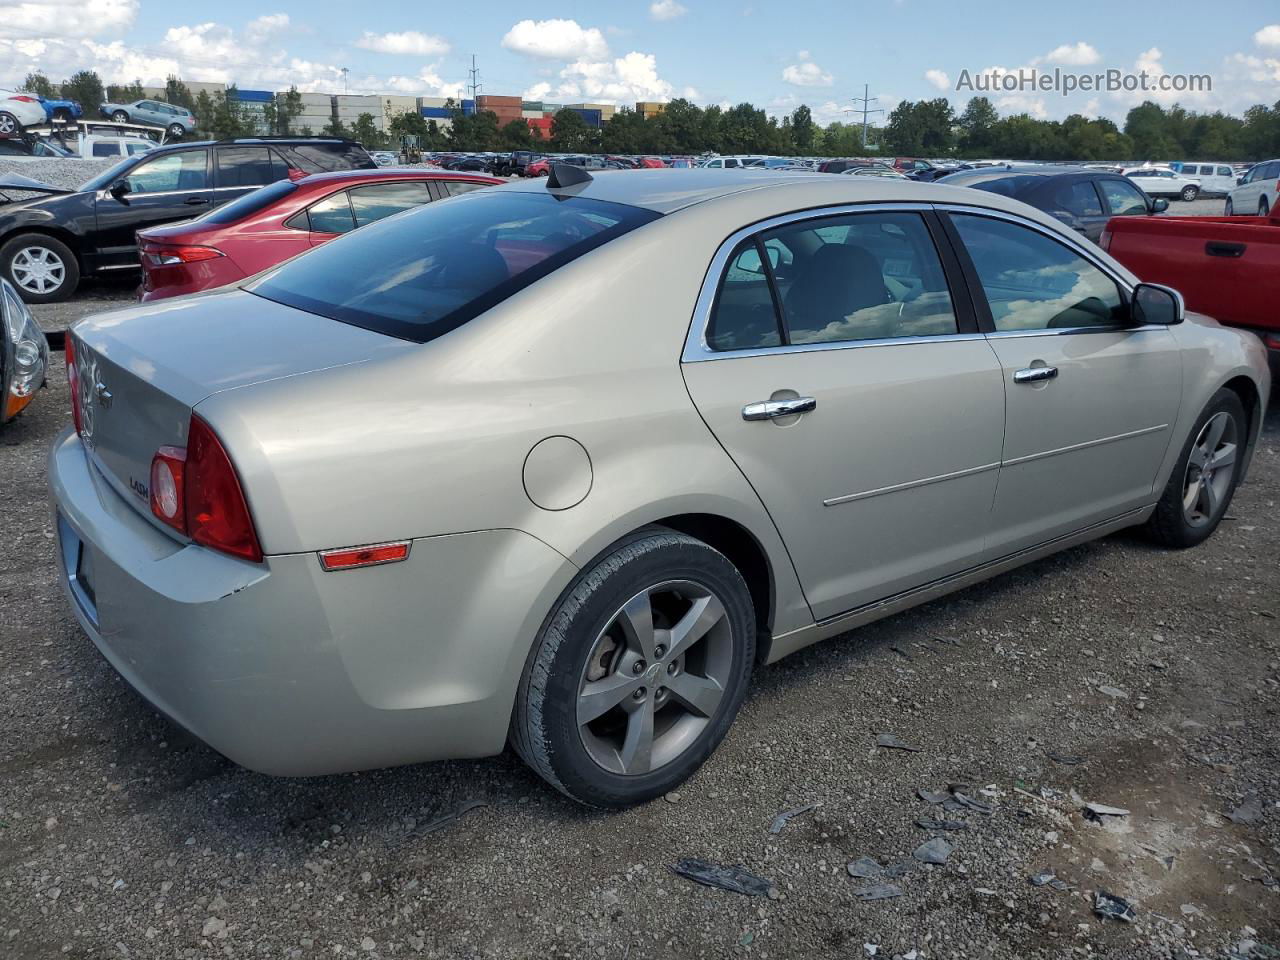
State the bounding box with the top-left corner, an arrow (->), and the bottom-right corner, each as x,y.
1101,208 -> 1280,356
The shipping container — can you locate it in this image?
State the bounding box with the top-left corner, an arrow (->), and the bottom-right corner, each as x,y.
420,107 -> 451,119
417,96 -> 449,109
477,94 -> 521,108
568,108 -> 603,128
521,101 -> 544,112
234,89 -> 274,103
460,99 -> 476,114
522,110 -> 546,119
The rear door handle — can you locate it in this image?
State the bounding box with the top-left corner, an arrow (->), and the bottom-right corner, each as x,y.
1205,241 -> 1245,258
183,197 -> 209,206
1013,366 -> 1058,384
742,396 -> 817,421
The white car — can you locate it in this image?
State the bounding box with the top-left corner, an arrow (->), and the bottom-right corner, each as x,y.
1171,161 -> 1237,197
1122,166 -> 1201,201
1226,159 -> 1280,217
0,90 -> 48,136
76,135 -> 157,159
698,156 -> 765,170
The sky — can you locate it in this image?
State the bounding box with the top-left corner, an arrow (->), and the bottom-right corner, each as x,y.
1,0 -> 1278,125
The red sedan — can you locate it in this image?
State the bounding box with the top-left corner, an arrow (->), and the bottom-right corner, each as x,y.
136,169 -> 503,302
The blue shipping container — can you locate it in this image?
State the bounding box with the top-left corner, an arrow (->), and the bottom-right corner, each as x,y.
461,99 -> 476,114
420,107 -> 450,118
235,89 -> 274,103
569,108 -> 602,127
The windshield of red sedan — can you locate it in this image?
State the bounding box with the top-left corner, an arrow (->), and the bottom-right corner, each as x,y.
247,190 -> 661,343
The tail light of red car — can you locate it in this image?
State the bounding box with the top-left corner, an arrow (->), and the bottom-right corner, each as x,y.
141,243 -> 224,266
150,415 -> 263,563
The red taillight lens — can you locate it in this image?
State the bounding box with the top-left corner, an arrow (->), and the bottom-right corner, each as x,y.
286,167 -> 307,182
142,244 -> 224,266
147,416 -> 262,562
65,336 -> 83,436
12,95 -> 38,103
1263,332 -> 1280,351
149,446 -> 187,532
186,415 -> 262,562
319,542 -> 411,572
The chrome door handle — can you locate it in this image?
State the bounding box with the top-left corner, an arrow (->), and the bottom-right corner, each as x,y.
742,396 -> 817,421
1013,366 -> 1058,384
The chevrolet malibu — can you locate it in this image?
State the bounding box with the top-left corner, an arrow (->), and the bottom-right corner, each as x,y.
51,168 -> 1270,807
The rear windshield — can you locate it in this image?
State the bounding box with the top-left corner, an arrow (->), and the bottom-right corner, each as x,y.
199,180 -> 297,225
248,190 -> 660,343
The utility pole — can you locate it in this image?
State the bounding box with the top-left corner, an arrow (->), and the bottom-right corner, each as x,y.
845,83 -> 884,150
467,55 -> 482,100
340,67 -> 349,94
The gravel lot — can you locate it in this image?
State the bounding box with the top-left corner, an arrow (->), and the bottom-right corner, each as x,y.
1,180 -> 1275,960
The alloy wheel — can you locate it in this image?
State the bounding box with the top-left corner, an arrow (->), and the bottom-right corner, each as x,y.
576,579 -> 734,776
11,246 -> 66,296
1181,412 -> 1238,527
0,113 -> 16,135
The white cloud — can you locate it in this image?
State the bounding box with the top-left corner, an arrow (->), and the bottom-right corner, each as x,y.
782,52 -> 833,87
1255,24 -> 1280,47
924,68 -> 950,90
245,13 -> 288,43
385,64 -> 464,99
1042,42 -> 1100,66
355,30 -> 449,57
522,81 -> 553,101
501,19 -> 609,60
557,50 -> 674,103
1,0 -> 138,38
649,0 -> 687,20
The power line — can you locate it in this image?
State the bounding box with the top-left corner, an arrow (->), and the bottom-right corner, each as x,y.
466,55 -> 482,100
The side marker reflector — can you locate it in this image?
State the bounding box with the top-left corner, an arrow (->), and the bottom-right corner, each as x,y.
318,541 -> 411,572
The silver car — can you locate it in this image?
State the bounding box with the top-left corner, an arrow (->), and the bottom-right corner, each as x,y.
50,170 -> 1270,807
99,99 -> 197,138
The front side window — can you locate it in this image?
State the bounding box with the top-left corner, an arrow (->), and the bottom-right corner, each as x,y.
1099,179 -> 1148,215
1217,166 -> 1233,177
950,214 -> 1123,332
707,211 -> 957,350
126,141 -> 153,155
217,147 -> 286,188
250,191 -> 659,343
123,150 -> 208,193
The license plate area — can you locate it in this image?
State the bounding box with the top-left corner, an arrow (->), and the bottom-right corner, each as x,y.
57,513 -> 99,627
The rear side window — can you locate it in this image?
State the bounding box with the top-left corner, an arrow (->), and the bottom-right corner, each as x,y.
348,181 -> 433,226
217,147 -> 287,188
950,214 -> 1123,331
708,212 -> 957,350
200,180 -> 297,225
91,141 -> 120,157
126,141 -> 153,155
443,180 -> 489,197
279,142 -> 375,173
252,192 -> 659,343
303,192 -> 357,234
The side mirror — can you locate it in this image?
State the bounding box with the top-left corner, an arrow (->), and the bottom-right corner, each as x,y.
1151,197 -> 1169,213
1236,176 -> 1245,186
1132,282 -> 1184,326
108,179 -> 132,203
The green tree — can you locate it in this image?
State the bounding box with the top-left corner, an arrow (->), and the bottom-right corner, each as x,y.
885,98 -> 955,156
550,108 -> 597,152
388,111 -> 446,151
350,112 -> 388,150
957,96 -> 998,156
23,72 -> 55,97
499,118 -> 534,149
1124,101 -> 1180,160
790,105 -> 816,154
195,87 -> 255,140
262,86 -> 303,135
106,80 -> 146,103
161,76 -> 196,111
603,108 -> 650,153
820,121 -> 864,157
61,71 -> 105,113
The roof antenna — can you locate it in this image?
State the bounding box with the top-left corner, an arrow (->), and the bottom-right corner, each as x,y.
547,162 -> 592,189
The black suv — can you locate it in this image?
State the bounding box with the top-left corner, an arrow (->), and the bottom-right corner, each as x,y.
0,136 -> 375,302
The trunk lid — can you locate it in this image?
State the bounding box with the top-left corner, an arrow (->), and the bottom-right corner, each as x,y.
70,288 -> 410,521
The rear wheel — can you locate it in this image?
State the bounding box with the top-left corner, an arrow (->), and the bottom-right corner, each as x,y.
1180,185 -> 1199,201
512,529 -> 756,808
0,112 -> 19,136
1225,198 -> 1234,216
1260,197 -> 1271,218
111,110 -> 129,123
0,233 -> 80,303
166,123 -> 185,138
1145,389 -> 1246,548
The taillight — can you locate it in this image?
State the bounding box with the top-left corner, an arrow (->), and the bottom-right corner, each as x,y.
12,95 -> 38,103
65,336 -> 83,436
142,244 -> 223,266
148,415 -> 263,562
149,446 -> 186,533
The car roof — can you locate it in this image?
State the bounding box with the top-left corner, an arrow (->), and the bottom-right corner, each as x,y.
495,167 -> 1082,217
139,137 -> 359,156
297,168 -> 501,186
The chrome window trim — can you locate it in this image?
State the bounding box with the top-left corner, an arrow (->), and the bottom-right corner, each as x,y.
681,200 -> 1143,364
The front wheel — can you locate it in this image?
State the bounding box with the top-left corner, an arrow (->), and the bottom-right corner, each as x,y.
0,233 -> 80,303
1261,197 -> 1271,218
166,123 -> 185,138
1180,185 -> 1199,202
111,110 -> 129,123
1225,198 -> 1234,216
512,529 -> 756,808
1145,388 -> 1247,548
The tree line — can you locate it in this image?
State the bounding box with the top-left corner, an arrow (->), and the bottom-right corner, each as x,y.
22,69 -> 1280,161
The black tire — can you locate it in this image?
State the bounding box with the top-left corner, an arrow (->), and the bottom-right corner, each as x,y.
1260,197 -> 1271,218
0,111 -> 20,136
1145,388 -> 1247,549
111,110 -> 129,123
0,233 -> 80,304
1225,198 -> 1234,216
166,123 -> 185,138
512,529 -> 756,808
1180,185 -> 1199,202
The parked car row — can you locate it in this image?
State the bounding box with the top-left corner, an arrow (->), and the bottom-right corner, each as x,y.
0,89 -> 83,136
46,165 -> 1269,809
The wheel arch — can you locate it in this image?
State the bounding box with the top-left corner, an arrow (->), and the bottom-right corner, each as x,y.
1,225 -> 86,268
1221,373 -> 1265,483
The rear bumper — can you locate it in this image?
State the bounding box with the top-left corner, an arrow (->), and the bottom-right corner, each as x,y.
139,259 -> 247,302
48,428 -> 577,776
